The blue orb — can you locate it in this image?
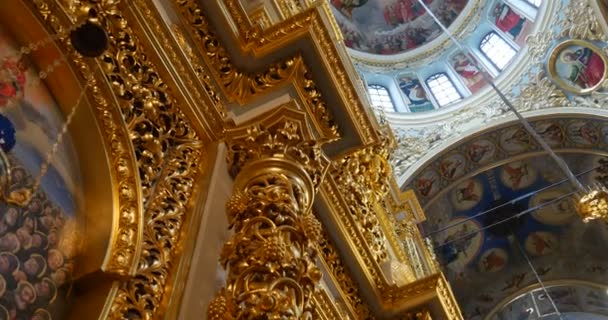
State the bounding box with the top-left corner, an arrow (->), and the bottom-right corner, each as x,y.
0,114 -> 16,152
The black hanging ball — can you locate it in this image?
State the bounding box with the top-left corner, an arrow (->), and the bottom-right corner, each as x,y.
70,21 -> 108,57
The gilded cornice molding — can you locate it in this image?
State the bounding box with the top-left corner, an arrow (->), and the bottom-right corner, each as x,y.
32,0 -> 206,318
174,0 -> 340,141
173,0 -> 383,146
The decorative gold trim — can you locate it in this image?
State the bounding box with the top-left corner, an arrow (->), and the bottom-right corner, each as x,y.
548,39 -> 608,94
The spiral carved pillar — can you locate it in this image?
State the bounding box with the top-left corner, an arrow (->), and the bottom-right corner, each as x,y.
208,116 -> 330,319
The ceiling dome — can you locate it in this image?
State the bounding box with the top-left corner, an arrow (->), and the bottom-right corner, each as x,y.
330,0 -> 469,55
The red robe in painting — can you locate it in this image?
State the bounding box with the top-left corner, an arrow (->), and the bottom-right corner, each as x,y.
568,48 -> 605,88
0,59 -> 26,107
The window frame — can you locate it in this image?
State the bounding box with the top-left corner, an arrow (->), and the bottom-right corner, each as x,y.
367,84 -> 396,112
425,72 -> 463,107
479,31 -> 517,71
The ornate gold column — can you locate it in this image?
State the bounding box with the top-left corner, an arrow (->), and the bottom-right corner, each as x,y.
208,110 -> 330,319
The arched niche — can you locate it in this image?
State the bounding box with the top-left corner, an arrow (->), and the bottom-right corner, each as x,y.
0,1 -> 130,318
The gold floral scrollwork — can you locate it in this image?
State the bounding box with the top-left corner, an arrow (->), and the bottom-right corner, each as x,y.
34,0 -> 206,318
559,0 -> 607,41
212,110 -> 330,319
332,128 -> 394,263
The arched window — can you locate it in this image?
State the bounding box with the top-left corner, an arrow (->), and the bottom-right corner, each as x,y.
367,84 -> 396,112
479,32 -> 517,71
425,73 -> 462,107
525,0 -> 542,7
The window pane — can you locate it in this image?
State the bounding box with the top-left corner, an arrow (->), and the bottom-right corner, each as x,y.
480,32 -> 517,70
426,73 -> 462,107
367,84 -> 395,112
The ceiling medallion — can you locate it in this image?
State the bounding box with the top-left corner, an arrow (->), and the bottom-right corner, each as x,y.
577,184 -> 608,223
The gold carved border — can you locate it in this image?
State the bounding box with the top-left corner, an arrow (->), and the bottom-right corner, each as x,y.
30,0 -> 144,278
174,0 -> 380,144
32,0 -> 206,318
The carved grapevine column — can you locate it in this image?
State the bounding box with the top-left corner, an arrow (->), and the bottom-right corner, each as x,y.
208,113 -> 330,319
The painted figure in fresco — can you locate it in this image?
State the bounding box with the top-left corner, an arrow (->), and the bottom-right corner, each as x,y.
0,59 -> 26,108
569,122 -> 599,145
468,142 -> 492,163
331,0 -> 368,18
537,123 -> 562,145
398,76 -> 430,106
456,179 -> 480,202
503,163 -> 529,189
441,223 -> 477,264
502,128 -> 531,151
440,158 -> 463,179
528,232 -> 553,256
417,176 -> 436,197
0,163 -> 74,318
493,3 -> 526,39
452,53 -> 485,92
561,47 -> 606,89
481,250 -> 506,272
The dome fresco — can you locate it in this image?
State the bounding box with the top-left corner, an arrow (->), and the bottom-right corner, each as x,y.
330,0 -> 469,55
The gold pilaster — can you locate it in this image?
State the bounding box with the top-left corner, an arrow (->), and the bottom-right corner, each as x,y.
208,107 -> 330,319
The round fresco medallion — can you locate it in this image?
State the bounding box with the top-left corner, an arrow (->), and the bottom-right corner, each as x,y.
548,39 -> 608,94
500,161 -> 538,190
499,127 -> 532,154
439,217 -> 484,268
450,178 -> 484,211
466,139 -> 496,164
439,153 -> 467,180
524,231 -> 558,256
535,121 -> 564,147
416,169 -> 440,198
530,189 -> 576,226
478,248 -> 508,273
567,120 -> 599,146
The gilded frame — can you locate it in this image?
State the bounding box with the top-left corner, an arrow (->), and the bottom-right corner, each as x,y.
547,39 -> 608,94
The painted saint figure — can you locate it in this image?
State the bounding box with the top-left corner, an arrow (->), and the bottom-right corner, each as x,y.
331,0 -> 368,18
398,76 -> 434,112
0,59 -> 26,108
493,3 -> 526,40
561,47 -> 606,89
452,52 -> 485,93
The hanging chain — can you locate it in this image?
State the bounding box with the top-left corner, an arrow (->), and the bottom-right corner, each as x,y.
25,64 -> 98,205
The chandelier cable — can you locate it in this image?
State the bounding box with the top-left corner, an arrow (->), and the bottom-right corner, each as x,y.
423,165 -> 599,239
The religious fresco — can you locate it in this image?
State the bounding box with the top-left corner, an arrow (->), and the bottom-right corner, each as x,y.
330,0 -> 469,55
0,25 -> 81,319
420,153 -> 608,319
397,74 -> 435,112
490,0 -> 533,46
449,51 -> 487,93
548,39 -> 608,94
407,117 -> 608,204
